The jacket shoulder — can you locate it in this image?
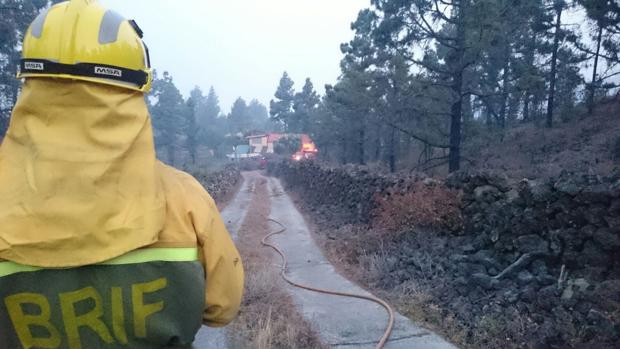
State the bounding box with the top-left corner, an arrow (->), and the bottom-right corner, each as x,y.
158,162 -> 217,208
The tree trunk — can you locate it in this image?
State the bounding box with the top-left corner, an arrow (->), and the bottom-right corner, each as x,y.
499,41 -> 511,129
449,77 -> 463,172
532,92 -> 541,121
374,124 -> 382,162
546,5 -> 563,128
523,92 -> 531,122
462,93 -> 473,141
462,93 -> 473,122
358,126 -> 365,165
388,127 -> 396,173
448,1 -> 467,173
588,25 -> 603,115
341,139 -> 348,165
522,32 -> 537,122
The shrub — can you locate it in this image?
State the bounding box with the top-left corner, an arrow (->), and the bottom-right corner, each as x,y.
372,181 -> 463,234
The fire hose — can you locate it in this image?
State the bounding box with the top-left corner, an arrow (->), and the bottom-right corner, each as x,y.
262,217 -> 395,349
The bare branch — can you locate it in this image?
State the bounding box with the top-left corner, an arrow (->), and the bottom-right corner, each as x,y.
433,0 -> 455,24
572,40 -> 620,63
413,158 -> 449,171
369,117 -> 450,148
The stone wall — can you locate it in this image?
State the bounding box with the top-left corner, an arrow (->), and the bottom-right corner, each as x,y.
268,161 -> 427,224
443,171 -> 619,347
269,160 -> 620,348
193,164 -> 241,203
446,171 -> 619,285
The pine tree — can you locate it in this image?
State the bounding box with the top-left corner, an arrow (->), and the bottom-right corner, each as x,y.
247,99 -> 270,132
293,78 -> 320,133
184,97 -> 199,165
269,72 -> 295,131
578,0 -> 620,114
371,0 -> 483,171
149,71 -> 185,165
204,86 -> 221,127
228,97 -> 249,135
194,86 -> 226,157
189,86 -> 206,122
545,0 -> 566,128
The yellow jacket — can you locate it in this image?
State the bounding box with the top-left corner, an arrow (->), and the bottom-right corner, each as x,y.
0,79 -> 243,348
156,161 -> 244,327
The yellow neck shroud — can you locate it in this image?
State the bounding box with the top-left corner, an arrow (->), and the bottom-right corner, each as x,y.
0,79 -> 165,268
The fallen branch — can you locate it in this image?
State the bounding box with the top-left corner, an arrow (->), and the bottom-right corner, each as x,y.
492,252 -> 545,280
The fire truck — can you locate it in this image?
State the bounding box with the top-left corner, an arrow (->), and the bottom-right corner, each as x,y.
292,134 -> 318,161
244,133 -> 318,162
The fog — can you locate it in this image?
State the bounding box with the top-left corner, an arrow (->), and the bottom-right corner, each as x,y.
104,0 -> 366,111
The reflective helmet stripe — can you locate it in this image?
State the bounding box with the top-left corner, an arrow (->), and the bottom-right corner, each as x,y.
20,59 -> 149,88
98,10 -> 125,44
30,7 -> 51,38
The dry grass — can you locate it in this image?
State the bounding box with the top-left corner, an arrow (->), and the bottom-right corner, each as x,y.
372,182 -> 463,234
228,176 -> 326,349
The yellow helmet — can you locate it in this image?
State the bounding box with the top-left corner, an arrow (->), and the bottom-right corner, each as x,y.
17,0 -> 152,93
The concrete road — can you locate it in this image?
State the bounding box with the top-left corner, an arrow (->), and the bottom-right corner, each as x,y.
193,173 -> 255,349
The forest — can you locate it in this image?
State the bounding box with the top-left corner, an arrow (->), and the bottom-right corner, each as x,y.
278,0 -> 620,175
1,0 -> 619,174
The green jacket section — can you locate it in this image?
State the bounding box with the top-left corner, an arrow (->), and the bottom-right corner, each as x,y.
0,248 -> 205,349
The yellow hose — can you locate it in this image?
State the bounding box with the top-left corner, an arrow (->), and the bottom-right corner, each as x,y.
262,217 -> 395,349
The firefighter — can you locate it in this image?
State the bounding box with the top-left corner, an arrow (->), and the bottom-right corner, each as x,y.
0,1 -> 244,348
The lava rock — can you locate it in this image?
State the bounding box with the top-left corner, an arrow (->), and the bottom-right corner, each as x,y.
592,228 -> 620,251
461,244 -> 476,254
517,270 -> 535,286
457,262 -> 487,275
536,285 -> 560,311
474,185 -> 501,202
582,241 -> 611,267
520,285 -> 538,302
503,290 -> 520,304
561,278 -> 591,300
554,177 -> 582,196
516,234 -> 549,254
586,309 -> 614,333
584,204 -> 609,227
471,273 -> 499,290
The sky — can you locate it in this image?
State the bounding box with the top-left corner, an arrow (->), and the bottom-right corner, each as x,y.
104,0 -> 367,112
